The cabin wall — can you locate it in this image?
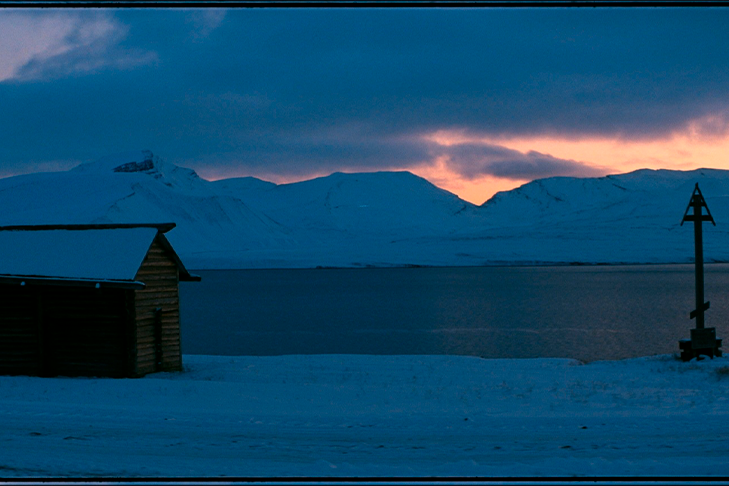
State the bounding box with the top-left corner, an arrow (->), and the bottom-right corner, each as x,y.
0,285 -> 128,377
134,237 -> 182,375
0,286 -> 40,375
42,287 -> 128,377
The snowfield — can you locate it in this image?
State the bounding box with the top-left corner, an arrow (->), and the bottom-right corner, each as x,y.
2,353 -> 729,477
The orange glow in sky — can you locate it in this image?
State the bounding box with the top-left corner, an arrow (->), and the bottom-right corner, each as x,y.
408,156 -> 529,207
416,126 -> 729,206
200,119 -> 729,207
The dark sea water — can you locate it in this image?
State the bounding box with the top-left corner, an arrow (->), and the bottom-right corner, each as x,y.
178,265 -> 729,362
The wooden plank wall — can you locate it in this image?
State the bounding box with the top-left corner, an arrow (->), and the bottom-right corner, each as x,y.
42,287 -> 127,377
0,285 -> 128,377
0,286 -> 40,375
134,236 -> 182,375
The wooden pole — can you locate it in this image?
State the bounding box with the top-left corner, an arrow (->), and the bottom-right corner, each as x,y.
681,183 -> 715,328
679,183 -> 720,360
693,191 -> 705,329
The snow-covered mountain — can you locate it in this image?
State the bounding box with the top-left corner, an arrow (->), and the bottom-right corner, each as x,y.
474,168 -> 729,265
214,170 -> 478,237
0,150 -> 727,268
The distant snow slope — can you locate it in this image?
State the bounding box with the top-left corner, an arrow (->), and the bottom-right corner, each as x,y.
216,171 -> 476,237
476,168 -> 729,265
1,150 -> 728,268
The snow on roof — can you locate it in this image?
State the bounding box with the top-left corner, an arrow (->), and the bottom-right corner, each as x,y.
0,227 -> 159,282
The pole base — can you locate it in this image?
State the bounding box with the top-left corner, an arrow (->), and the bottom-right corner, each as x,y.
679,335 -> 723,362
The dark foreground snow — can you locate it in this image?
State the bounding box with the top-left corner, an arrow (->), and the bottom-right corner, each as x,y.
2,354 -> 729,477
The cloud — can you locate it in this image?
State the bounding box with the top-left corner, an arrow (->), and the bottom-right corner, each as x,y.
0,11 -> 156,82
186,128 -> 605,184
686,111 -> 729,139
211,9 -> 729,142
437,143 -> 607,181
190,132 -> 434,179
2,8 -> 729,186
186,9 -> 227,40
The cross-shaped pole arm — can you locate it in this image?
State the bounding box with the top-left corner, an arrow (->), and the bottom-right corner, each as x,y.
681,183 -> 716,226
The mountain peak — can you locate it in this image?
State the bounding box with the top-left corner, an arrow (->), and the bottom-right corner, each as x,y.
71,150 -> 204,191
73,150 -> 162,174
111,151 -> 157,174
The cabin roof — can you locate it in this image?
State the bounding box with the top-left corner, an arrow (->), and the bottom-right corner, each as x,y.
0,223 -> 200,288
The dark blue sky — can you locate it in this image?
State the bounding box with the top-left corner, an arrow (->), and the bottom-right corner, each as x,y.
1,7 -> 728,201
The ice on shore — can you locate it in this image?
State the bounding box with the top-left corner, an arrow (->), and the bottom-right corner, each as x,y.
2,353 -> 729,477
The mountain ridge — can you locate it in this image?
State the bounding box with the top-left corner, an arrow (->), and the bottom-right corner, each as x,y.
1,150 -> 727,269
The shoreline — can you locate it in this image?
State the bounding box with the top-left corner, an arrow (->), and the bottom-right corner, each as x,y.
188,261 -> 729,272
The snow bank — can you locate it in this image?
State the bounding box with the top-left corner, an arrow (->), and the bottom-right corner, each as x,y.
2,353 -> 729,477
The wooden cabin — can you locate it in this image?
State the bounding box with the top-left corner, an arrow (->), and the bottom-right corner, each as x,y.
0,223 -> 200,378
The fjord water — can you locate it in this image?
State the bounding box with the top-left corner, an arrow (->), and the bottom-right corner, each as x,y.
179,265 -> 729,362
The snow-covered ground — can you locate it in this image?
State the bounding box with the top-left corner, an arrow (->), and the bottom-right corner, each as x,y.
3,353 -> 729,477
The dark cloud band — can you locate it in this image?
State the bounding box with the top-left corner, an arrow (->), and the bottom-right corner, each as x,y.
437,143 -> 606,180
1,9 -> 728,181
186,136 -> 605,183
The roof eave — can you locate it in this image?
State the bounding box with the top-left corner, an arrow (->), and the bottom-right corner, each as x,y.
155,233 -> 201,282
0,275 -> 146,290
0,223 -> 177,233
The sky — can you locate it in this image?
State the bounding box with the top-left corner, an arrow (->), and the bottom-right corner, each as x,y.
1,7 -> 729,204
